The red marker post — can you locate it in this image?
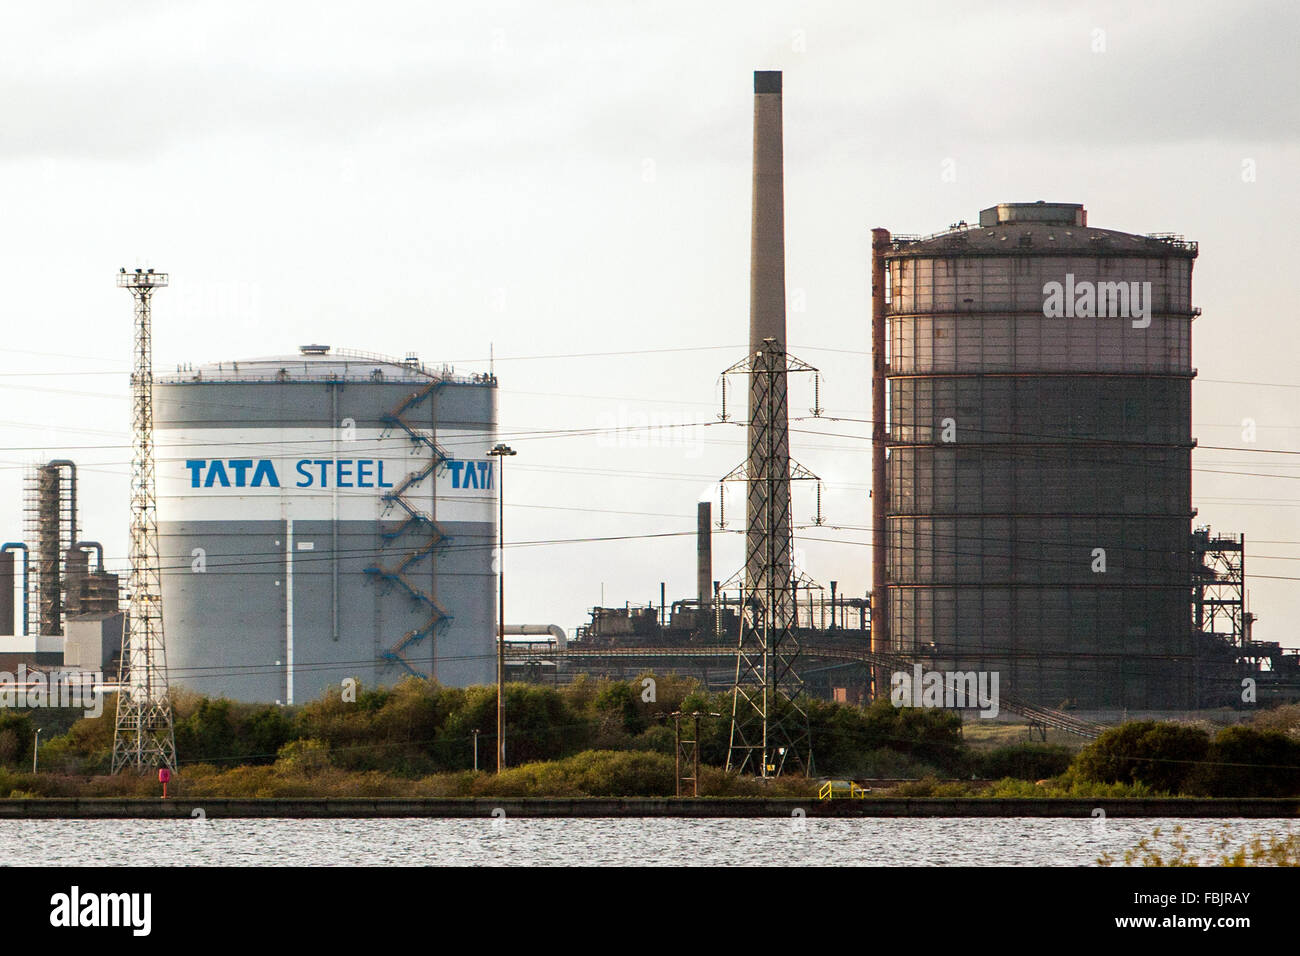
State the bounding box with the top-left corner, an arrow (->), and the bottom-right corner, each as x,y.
158,767 -> 171,799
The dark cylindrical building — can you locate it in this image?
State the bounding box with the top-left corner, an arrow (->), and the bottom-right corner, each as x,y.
882,202 -> 1198,710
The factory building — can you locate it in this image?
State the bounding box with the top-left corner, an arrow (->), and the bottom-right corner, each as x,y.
0,460 -> 122,673
154,346 -> 498,703
875,202 -> 1199,710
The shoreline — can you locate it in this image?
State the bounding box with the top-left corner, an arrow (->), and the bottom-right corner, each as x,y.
0,797 -> 1297,819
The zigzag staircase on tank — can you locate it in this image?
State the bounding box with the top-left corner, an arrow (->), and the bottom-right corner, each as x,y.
364,379 -> 454,677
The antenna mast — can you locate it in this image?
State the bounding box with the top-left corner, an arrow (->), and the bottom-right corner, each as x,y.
112,267 -> 177,773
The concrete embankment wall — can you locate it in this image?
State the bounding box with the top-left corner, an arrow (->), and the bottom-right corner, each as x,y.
1,798 -> 1297,819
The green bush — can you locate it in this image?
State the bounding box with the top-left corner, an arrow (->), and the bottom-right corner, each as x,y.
978,743 -> 1073,781
0,712 -> 34,768
1193,726 -> 1300,797
1072,721 -> 1209,794
274,739 -> 332,777
472,750 -> 676,797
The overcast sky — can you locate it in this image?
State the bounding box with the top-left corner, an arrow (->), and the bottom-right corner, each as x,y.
1,0 -> 1297,644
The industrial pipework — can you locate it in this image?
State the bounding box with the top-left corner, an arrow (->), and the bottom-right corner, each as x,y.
0,543 -> 29,636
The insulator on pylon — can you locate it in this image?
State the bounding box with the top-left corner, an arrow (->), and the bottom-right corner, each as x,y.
717,482 -> 726,529
810,373 -> 824,417
718,377 -> 729,422
814,482 -> 824,526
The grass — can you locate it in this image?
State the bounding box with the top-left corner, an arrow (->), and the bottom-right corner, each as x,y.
960,721 -> 1091,753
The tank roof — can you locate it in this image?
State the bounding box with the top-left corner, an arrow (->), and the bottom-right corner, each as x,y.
888,203 -> 1197,258
158,346 -> 496,386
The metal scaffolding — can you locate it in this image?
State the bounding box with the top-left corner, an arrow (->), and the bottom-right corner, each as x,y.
1192,527 -> 1246,645
112,268 -> 177,773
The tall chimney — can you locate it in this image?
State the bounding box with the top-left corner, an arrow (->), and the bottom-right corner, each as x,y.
750,70 -> 786,352
697,501 -> 713,608
745,70 -> 793,613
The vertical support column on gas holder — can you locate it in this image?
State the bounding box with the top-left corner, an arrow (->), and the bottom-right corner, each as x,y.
871,227 -> 891,698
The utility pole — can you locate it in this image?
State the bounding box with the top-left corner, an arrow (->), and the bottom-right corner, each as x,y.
672,711 -> 720,797
488,443 -> 516,773
112,268 -> 177,774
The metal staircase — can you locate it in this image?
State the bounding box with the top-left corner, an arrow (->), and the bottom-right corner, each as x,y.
364,380 -> 454,677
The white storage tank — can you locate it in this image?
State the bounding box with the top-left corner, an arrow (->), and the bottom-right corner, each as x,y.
154,346 -> 498,703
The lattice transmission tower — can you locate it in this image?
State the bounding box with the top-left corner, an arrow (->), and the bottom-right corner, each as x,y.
112,268 -> 177,773
718,338 -> 821,777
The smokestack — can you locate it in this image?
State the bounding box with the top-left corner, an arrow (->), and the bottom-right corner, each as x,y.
750,70 -> 785,351
871,227 -> 891,694
697,501 -> 712,607
745,70 -> 793,612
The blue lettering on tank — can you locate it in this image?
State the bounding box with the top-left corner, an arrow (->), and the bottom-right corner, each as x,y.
229,459 -> 253,486
251,459 -> 280,487
204,460 -> 230,488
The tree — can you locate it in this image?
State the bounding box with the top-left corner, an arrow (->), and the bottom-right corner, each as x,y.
1072,721 -> 1209,793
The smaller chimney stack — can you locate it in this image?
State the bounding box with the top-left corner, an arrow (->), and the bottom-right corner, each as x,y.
697,501 -> 713,608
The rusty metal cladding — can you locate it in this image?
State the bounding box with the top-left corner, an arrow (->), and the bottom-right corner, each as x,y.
882,204 -> 1199,710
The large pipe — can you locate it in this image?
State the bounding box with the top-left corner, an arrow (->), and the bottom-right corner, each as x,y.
46,460 -> 77,540
74,540 -> 104,573
745,69 -> 793,612
502,624 -> 566,651
1,543 -> 29,636
870,227 -> 891,694
0,550 -> 13,637
697,501 -> 712,608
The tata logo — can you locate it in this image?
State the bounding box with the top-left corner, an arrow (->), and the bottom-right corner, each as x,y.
447,460 -> 493,490
185,458 -> 281,488
184,457 -> 491,491
184,458 -> 396,489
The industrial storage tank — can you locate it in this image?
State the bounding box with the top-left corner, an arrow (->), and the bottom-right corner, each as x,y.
155,346 -> 498,703
881,203 -> 1198,710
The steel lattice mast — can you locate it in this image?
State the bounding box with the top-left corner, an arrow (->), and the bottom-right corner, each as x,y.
112,268 -> 177,773
720,340 -> 818,777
